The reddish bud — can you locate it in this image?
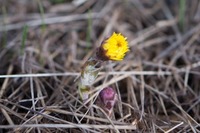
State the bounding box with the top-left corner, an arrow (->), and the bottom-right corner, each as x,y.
98,87 -> 117,116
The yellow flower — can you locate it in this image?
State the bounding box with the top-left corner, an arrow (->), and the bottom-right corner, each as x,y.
99,32 -> 129,61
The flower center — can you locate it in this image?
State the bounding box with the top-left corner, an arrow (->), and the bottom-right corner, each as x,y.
117,42 -> 122,47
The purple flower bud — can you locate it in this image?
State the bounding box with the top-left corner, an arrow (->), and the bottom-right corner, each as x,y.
98,87 -> 117,116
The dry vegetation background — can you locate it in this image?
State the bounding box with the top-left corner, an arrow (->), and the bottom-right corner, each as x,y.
0,0 -> 200,132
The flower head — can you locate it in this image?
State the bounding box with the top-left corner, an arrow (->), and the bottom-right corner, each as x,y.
96,32 -> 129,61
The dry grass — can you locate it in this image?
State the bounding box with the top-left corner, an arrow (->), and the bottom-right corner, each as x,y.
0,0 -> 200,132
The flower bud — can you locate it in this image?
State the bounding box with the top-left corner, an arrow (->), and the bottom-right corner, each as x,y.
98,87 -> 117,116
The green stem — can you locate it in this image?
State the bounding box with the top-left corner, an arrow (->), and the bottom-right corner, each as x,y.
86,10 -> 92,51
37,0 -> 46,32
2,6 -> 7,48
21,25 -> 28,55
179,0 -> 186,32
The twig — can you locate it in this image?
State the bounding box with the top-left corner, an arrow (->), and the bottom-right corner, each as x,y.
164,122 -> 184,133
0,13 -> 101,31
1,68 -> 200,79
0,124 -> 136,130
